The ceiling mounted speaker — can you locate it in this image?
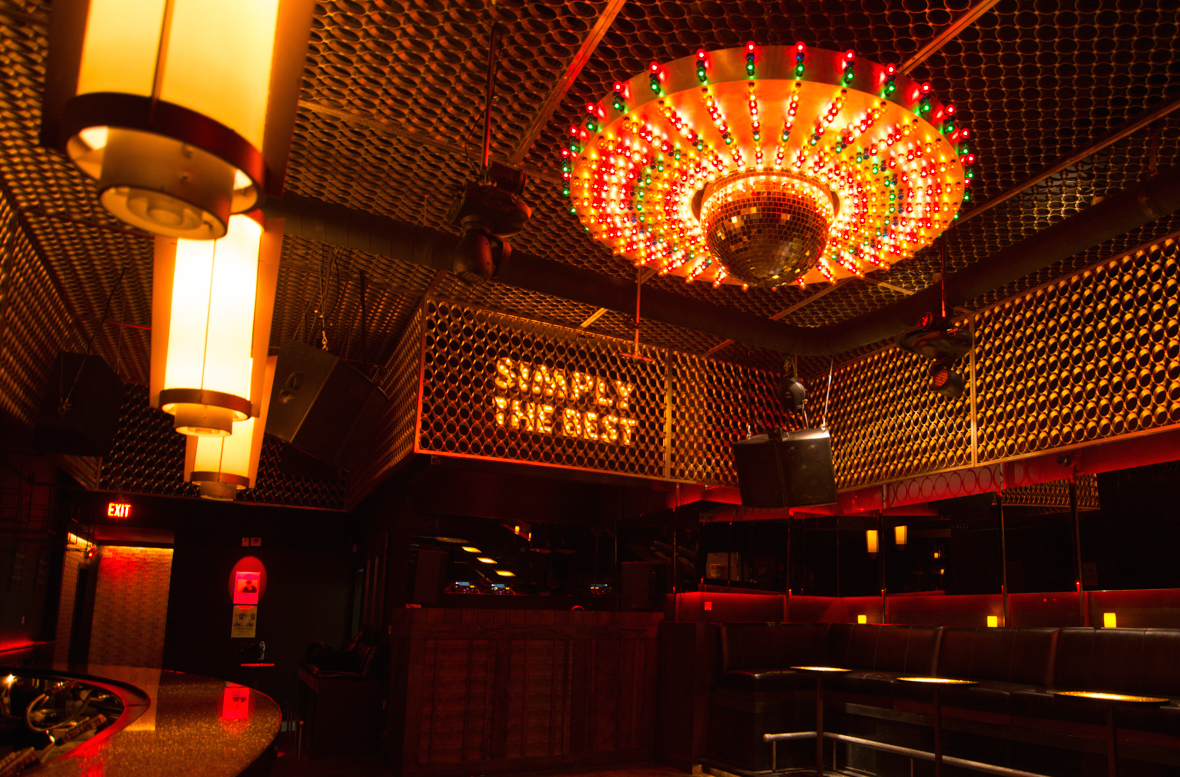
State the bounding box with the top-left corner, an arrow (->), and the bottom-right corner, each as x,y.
731,428 -> 837,508
264,340 -> 388,472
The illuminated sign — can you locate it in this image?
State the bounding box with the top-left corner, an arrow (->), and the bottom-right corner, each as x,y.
107,502 -> 131,518
491,358 -> 638,445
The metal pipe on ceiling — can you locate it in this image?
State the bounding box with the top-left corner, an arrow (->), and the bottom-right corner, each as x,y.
263,164 -> 1180,356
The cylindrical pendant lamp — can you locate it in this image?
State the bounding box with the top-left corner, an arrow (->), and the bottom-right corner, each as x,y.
185,355 -> 277,500
150,213 -> 281,436
41,0 -> 313,239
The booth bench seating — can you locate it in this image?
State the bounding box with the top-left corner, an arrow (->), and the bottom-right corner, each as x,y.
710,623 -> 1180,773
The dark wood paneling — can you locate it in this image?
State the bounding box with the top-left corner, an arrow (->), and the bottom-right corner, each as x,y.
394,609 -> 662,776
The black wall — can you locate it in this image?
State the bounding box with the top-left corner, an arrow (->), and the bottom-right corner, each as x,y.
76,492 -> 358,712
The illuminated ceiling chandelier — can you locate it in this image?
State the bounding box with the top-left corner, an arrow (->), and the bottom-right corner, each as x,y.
564,45 -> 976,289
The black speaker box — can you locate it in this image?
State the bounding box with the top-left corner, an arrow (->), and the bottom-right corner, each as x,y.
34,352 -> 124,456
731,428 -> 837,508
265,341 -> 388,471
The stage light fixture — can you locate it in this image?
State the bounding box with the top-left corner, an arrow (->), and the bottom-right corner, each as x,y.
42,0 -> 314,239
929,359 -> 966,399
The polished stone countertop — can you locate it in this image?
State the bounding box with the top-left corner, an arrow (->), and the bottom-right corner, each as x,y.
25,665 -> 280,777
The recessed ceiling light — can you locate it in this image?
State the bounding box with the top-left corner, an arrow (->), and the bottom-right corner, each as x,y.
495,570 -> 515,577
461,546 -> 482,553
477,557 -> 496,564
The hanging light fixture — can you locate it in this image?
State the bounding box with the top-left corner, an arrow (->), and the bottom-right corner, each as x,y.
40,0 -> 314,239
150,213 -> 281,436
566,45 -> 974,288
185,356 -> 276,500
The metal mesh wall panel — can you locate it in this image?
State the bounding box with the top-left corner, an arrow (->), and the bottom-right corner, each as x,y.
1002,474 -> 1100,512
826,346 -> 974,490
417,300 -> 669,479
974,240 -> 1180,462
667,352 -> 803,486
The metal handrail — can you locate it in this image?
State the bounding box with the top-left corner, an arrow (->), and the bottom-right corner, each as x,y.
764,730 -> 1052,777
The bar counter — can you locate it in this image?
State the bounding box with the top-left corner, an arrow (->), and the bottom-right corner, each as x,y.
4,665 -> 279,777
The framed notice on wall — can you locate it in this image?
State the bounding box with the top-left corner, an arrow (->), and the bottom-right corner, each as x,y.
233,571 -> 261,605
231,605 -> 257,638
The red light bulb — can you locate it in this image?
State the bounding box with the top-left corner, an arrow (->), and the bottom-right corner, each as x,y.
650,62 -> 659,73
697,49 -> 706,60
885,64 -> 896,75
845,50 -> 855,60
747,41 -> 756,52
945,104 -> 955,115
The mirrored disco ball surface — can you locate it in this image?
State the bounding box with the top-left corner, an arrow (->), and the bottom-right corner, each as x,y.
699,173 -> 835,287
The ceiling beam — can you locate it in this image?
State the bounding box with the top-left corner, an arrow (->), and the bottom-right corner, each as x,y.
899,0 -> 1002,75
508,0 -> 628,166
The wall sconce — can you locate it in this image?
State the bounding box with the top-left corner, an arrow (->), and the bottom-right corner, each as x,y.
150,213 -> 281,436
184,356 -> 276,500
987,615 -> 998,628
865,529 -> 879,557
1103,612 -> 1117,628
894,524 -> 908,548
41,0 -> 314,239
857,614 -> 868,624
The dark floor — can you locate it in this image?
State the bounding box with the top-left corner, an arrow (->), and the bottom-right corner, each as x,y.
270,755 -> 689,777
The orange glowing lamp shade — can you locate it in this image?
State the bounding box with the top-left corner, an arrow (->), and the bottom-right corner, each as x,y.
150,214 -> 281,436
857,614 -> 868,624
40,0 -> 314,239
184,356 -> 277,500
1104,612 -> 1117,628
865,529 -> 879,556
565,45 -> 972,289
987,615 -> 999,628
894,525 -> 907,547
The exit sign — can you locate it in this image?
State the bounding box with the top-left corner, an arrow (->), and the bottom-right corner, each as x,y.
107,502 -> 131,518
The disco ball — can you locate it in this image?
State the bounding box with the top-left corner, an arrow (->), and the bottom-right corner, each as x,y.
698,172 -> 835,287
565,44 -> 975,289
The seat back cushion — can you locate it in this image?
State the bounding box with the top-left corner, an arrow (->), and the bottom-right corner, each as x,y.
939,628 -> 1058,686
721,623 -> 780,671
1058,628 -> 1180,698
721,623 -> 831,671
1142,629 -> 1180,698
828,625 -> 941,674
